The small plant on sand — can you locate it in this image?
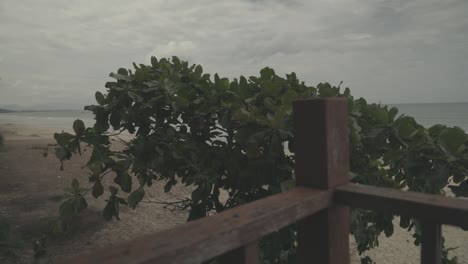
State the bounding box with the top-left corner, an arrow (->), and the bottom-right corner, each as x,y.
53,57 -> 467,263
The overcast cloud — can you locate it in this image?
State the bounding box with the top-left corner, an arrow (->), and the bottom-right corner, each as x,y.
0,0 -> 467,108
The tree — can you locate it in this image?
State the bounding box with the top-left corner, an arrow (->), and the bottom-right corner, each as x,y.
53,56 -> 467,263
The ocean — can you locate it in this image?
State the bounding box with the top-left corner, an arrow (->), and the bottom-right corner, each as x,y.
0,102 -> 467,132
388,102 -> 468,132
0,110 -> 95,130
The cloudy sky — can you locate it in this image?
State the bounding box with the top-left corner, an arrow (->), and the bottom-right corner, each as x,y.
1,0 -> 467,109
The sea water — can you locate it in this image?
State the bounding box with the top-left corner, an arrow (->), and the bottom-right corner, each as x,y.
389,102 -> 468,132
0,102 -> 467,132
0,110 -> 95,130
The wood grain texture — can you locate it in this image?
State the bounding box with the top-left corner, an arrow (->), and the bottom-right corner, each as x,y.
293,98 -> 350,264
335,183 -> 468,227
293,98 -> 350,189
58,187 -> 332,264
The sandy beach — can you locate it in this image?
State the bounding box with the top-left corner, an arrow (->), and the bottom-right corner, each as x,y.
0,122 -> 467,263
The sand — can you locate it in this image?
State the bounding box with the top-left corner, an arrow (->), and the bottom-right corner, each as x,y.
0,122 -> 467,263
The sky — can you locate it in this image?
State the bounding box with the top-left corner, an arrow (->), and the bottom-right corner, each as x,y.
0,0 -> 467,109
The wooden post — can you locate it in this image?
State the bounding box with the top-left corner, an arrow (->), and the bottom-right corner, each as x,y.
293,98 -> 350,264
421,221 -> 442,264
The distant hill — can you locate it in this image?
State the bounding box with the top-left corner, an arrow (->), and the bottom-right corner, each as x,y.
0,108 -> 14,113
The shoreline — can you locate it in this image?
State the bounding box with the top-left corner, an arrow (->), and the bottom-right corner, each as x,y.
0,122 -> 62,141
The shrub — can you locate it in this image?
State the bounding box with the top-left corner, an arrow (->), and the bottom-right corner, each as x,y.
53,57 -> 467,263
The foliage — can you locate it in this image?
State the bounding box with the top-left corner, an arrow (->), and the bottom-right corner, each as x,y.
51,179 -> 90,233
53,57 -> 468,263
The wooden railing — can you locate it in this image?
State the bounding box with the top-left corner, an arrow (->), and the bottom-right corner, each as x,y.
60,98 -> 468,264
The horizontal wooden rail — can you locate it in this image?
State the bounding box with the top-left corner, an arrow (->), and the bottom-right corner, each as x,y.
335,183 -> 468,227
59,187 -> 333,264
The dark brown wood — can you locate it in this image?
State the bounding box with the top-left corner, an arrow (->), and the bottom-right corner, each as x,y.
220,241 -> 259,264
296,206 -> 350,264
293,98 -> 350,189
293,98 -> 350,264
58,187 -> 332,264
421,222 -> 442,264
335,183 -> 468,227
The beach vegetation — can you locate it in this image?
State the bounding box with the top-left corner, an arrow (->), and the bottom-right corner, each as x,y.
53,57 -> 468,263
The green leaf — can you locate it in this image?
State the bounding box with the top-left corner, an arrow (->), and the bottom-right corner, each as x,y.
343,87 -> 351,96
128,91 -> 143,103
260,67 -> 275,80
150,56 -> 159,67
103,199 -> 116,220
388,107 -> 398,121
188,203 -> 206,221
194,65 -> 203,77
383,222 -> 394,237
399,216 -> 411,229
262,82 -> 282,97
394,116 -> 419,140
317,83 -> 338,97
92,180 -> 104,198
95,92 -> 106,105
119,172 -> 132,193
59,198 -> 76,220
109,186 -> 118,196
428,124 -> 446,136
164,179 -> 176,193
245,142 -> 261,159
75,196 -> 88,213
117,68 -> 128,76
174,95 -> 190,108
263,97 -> 276,111
128,188 -> 145,209
54,132 -> 74,147
439,127 -> 466,153
218,78 -> 230,91
232,108 -> 251,122
172,56 -> 181,65
93,107 -> 110,133
191,185 -> 204,203
361,256 -> 373,264
372,108 -> 389,124
117,197 -> 128,205
73,119 -> 85,135
55,147 -> 71,161
448,181 -> 468,197
109,111 -> 122,130
109,72 -> 131,81
134,69 -> 145,82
